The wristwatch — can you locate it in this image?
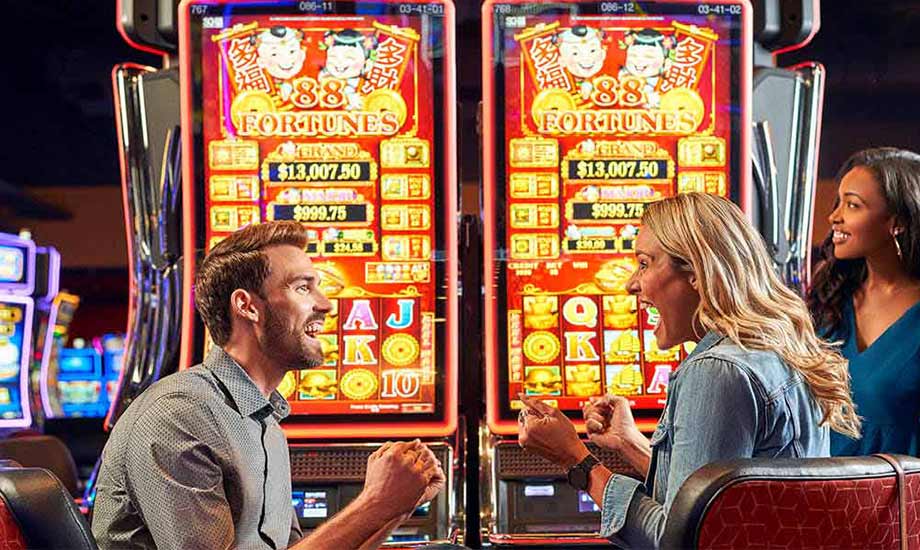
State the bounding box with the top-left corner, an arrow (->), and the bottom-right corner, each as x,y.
567,454 -> 601,491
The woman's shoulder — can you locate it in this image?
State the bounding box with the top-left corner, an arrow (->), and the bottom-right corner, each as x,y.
684,338 -> 802,400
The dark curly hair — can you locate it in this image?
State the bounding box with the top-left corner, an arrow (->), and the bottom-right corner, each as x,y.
807,147 -> 920,337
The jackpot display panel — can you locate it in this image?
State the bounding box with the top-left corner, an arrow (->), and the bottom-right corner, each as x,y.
180,0 -> 457,439
484,0 -> 751,434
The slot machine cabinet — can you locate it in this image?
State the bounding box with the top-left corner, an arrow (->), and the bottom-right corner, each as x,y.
0,233 -> 37,432
28,245 -> 60,428
481,0 -> 752,544
180,0 -> 459,545
0,234 -> 36,432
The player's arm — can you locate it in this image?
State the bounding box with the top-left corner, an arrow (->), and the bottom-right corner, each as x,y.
124,395 -> 235,550
290,441 -> 439,550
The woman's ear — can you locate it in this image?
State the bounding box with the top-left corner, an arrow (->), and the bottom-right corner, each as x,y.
687,272 -> 699,290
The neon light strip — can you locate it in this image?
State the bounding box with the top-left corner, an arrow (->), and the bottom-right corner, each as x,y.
39,299 -> 60,418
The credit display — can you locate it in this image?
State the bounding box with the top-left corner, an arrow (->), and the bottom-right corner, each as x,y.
483,0 -> 750,432
182,0 -> 456,432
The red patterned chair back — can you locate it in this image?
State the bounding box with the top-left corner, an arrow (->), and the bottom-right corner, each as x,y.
662,454 -> 920,549
0,466 -> 97,550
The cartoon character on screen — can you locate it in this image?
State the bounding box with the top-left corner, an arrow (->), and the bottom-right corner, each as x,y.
252,26 -> 307,102
319,29 -> 378,110
555,25 -> 607,101
618,29 -> 676,108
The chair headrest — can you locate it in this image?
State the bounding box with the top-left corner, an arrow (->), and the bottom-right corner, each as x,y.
0,466 -> 98,550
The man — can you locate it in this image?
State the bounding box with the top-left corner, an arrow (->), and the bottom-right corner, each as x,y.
92,221 -> 445,549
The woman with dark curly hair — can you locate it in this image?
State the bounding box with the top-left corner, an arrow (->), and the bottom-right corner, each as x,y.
808,147 -> 920,456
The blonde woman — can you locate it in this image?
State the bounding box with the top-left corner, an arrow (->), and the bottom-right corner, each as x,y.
518,192 -> 860,549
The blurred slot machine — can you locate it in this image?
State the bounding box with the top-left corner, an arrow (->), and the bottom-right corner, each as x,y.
180,1 -> 460,545
28,245 -> 61,428
481,0 -> 751,544
40,292 -> 81,419
0,233 -> 37,432
98,334 -> 126,409
55,347 -> 106,419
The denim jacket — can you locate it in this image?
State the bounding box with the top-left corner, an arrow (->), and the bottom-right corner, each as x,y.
599,331 -> 830,548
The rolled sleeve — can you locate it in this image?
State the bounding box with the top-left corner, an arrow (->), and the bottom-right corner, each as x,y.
599,474 -> 643,537
125,394 -> 235,550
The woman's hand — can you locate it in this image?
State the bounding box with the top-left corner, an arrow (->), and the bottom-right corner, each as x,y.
518,395 -> 591,469
583,395 -> 642,452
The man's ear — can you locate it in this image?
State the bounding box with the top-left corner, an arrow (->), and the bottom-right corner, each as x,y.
230,288 -> 260,324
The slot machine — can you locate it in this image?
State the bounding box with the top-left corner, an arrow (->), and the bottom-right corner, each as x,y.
0,233 -> 37,432
38,292 -> 81,419
28,245 -> 61,428
55,347 -> 107,419
179,0 -> 459,544
481,0 -> 751,544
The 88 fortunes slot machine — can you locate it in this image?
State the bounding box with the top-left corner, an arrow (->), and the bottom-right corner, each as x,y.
179,0 -> 458,542
481,0 -> 751,543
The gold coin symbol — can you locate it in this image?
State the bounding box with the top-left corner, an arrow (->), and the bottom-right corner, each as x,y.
230,90 -> 276,130
340,369 -> 378,400
523,331 -> 561,364
381,333 -> 420,367
659,88 -> 705,130
363,89 -> 408,127
530,88 -> 578,126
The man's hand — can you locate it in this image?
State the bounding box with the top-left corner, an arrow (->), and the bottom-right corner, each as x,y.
583,395 -> 642,452
414,444 -> 446,508
362,440 -> 438,517
518,394 -> 591,469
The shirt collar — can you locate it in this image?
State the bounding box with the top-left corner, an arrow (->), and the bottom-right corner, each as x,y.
205,347 -> 291,421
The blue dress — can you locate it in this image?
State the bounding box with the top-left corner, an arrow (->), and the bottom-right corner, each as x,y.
830,298 -> 920,456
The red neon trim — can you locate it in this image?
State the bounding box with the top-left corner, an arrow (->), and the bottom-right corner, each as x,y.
106,62 -> 156,430
116,0 -> 171,59
180,0 -> 459,439
772,0 -> 820,57
483,0 -> 754,436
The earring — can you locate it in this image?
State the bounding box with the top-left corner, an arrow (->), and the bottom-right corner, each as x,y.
893,232 -> 903,260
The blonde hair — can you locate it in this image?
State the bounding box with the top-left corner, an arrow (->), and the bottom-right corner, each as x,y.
643,193 -> 860,438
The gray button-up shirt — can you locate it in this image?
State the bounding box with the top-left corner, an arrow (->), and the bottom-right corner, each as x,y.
92,348 -> 303,549
600,332 -> 830,548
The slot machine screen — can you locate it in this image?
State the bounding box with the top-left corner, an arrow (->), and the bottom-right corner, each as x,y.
57,348 -> 106,417
183,0 -> 456,433
484,0 -> 750,431
0,296 -> 33,426
0,234 -> 36,295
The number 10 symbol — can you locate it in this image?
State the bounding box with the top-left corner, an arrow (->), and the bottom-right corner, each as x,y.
381,370 -> 421,398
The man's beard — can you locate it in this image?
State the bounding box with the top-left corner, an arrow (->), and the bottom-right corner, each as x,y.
261,308 -> 324,371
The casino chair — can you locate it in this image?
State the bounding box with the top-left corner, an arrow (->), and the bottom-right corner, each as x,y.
0,435 -> 80,497
661,454 -> 920,549
0,465 -> 98,549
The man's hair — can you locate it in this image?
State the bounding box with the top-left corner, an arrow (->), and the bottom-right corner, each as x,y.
194,221 -> 309,346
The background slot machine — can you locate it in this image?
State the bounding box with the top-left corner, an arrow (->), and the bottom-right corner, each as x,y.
180,0 -> 459,544
0,233 -> 37,433
55,346 -> 107,419
27,245 -> 60,429
482,0 -> 751,544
